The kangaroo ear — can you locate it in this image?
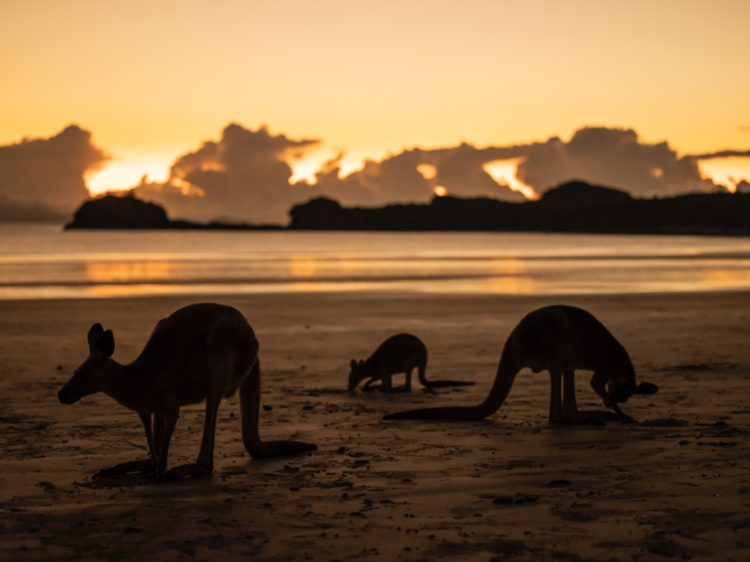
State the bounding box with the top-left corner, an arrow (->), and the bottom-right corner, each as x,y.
635,382 -> 658,395
97,330 -> 115,358
87,323 -> 104,352
350,359 -> 357,370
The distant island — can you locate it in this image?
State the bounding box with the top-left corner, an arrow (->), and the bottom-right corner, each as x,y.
65,194 -> 280,230
288,181 -> 750,235
66,181 -> 750,236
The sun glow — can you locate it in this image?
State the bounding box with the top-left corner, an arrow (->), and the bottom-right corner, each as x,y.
482,158 -> 539,200
697,157 -> 750,193
288,150 -> 339,185
433,185 -> 448,197
86,155 -> 173,196
417,164 -> 438,180
287,147 -> 386,184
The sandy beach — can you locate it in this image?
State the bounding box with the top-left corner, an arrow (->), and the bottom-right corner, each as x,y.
1,291 -> 749,561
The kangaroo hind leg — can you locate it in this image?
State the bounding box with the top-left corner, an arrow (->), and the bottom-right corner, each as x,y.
401,368 -> 413,392
550,369 -> 606,426
381,374 -> 393,392
562,370 -> 578,414
564,370 -> 613,424
158,394 -> 220,481
94,413 -> 158,478
159,355 -> 233,480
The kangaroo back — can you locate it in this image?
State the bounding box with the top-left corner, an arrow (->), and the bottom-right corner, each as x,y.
240,359 -> 317,459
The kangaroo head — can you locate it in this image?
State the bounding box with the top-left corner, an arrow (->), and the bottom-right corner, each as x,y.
607,377 -> 659,404
58,323 -> 115,405
348,359 -> 366,391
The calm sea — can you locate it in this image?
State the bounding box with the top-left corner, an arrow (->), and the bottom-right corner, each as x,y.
1,223 -> 750,299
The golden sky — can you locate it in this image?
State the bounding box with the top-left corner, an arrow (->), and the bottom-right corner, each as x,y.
2,0 -> 749,198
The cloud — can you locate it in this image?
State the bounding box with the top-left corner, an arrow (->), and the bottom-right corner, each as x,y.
516,127 -> 714,197
305,128 -> 718,211
2,122 -> 741,224
0,125 -> 109,214
134,123 -> 535,223
0,195 -> 68,222
133,123 -> 320,223
688,150 -> 750,159
132,125 -> 732,223
308,142 -> 529,206
428,143 -> 529,200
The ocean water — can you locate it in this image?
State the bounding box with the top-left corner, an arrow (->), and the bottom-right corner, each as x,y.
1,223 -> 750,299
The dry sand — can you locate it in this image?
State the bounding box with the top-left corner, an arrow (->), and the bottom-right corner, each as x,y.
1,291 -> 749,561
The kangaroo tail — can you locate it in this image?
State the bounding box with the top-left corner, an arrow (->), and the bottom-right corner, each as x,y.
240,359 -> 317,459
248,438 -> 318,458
421,379 -> 475,388
383,336 -> 519,421
383,405 -> 486,420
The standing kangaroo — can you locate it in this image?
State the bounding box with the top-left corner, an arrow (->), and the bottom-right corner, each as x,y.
383,306 -> 658,423
58,303 -> 317,481
349,333 -> 474,392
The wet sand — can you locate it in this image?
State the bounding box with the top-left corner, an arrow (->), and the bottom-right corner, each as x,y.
1,291 -> 749,561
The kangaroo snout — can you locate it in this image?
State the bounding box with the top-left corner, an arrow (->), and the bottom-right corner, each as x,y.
58,383 -> 80,405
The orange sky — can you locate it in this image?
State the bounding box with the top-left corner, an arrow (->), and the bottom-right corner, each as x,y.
2,0 -> 749,195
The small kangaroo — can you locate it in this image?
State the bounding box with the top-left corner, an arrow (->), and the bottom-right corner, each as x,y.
349,333 -> 474,392
58,303 -> 317,481
383,306 -> 658,423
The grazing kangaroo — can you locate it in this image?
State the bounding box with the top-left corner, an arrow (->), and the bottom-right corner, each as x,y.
383,306 -> 658,423
58,303 -> 317,481
349,333 -> 474,392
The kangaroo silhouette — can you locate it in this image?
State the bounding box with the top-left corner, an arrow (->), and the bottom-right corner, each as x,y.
383,306 -> 658,423
349,333 -> 474,392
58,303 -> 317,481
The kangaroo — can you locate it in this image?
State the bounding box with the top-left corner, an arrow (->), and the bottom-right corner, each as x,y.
349,333 -> 474,392
58,303 -> 317,481
383,306 -> 658,423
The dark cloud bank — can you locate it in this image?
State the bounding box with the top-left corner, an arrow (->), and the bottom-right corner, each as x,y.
0,125 -> 109,221
1,123 -> 747,224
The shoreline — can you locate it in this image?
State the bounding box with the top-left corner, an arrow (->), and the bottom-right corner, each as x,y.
4,282 -> 750,303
